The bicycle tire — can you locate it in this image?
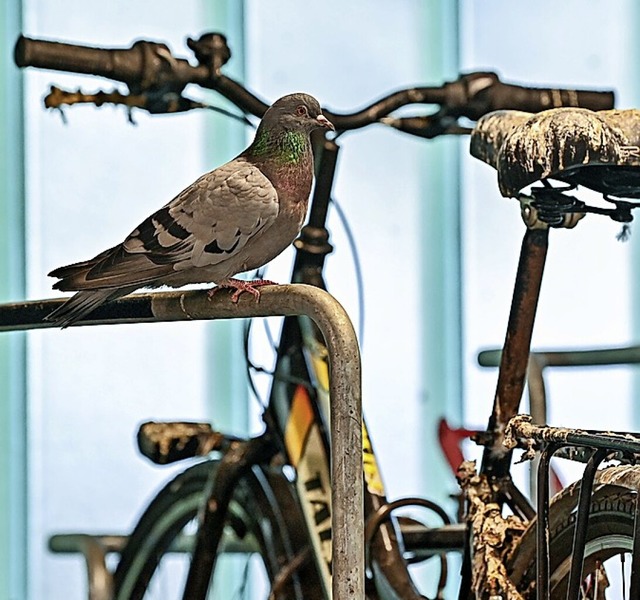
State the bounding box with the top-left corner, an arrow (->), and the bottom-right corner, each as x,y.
508,465 -> 640,598
113,460 -> 324,600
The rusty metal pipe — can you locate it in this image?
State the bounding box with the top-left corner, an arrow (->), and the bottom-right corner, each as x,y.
481,228 -> 549,477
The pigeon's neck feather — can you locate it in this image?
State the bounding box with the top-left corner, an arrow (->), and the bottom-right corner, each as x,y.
248,128 -> 310,165
246,128 -> 313,201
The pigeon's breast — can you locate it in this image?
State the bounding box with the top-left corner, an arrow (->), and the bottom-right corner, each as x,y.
230,191 -> 309,274
162,190 -> 309,287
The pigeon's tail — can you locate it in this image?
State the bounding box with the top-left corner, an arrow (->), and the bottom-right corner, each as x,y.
48,250 -> 111,291
45,288 -> 130,328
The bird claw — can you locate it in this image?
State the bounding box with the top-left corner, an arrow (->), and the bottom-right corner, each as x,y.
208,278 -> 277,303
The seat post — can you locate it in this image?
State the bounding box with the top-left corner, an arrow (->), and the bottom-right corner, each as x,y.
480,226 -> 549,478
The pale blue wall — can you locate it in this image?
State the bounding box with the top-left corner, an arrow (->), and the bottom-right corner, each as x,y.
203,2 -> 252,436
244,4 -> 461,594
0,2 -> 27,599
22,3 -> 236,598
416,1 -> 462,507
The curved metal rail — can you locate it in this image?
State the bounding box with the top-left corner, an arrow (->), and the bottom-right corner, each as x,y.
0,284 -> 363,600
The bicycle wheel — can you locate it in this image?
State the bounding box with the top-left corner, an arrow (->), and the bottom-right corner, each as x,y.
509,465 -> 640,598
113,460 -> 323,600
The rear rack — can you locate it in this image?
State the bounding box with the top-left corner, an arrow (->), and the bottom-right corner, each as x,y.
506,416 -> 640,600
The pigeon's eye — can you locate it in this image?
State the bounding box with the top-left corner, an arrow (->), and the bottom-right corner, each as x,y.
295,105 -> 308,117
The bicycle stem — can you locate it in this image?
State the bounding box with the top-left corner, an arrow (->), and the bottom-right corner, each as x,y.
291,133 -> 339,287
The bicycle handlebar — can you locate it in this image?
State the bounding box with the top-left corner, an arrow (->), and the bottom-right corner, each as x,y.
14,33 -> 616,135
15,33 -> 272,116
383,72 -> 615,138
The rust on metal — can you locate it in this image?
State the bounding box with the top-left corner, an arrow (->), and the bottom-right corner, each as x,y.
503,414 -> 574,461
595,464 -> 640,487
137,421 -> 228,464
481,228 -> 549,476
457,461 -> 526,600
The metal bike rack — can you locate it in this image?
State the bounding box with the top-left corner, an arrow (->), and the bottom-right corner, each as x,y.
48,534 -> 124,600
479,344 -> 640,435
1,284 -> 364,600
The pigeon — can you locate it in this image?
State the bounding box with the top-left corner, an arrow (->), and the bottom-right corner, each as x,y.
46,93 -> 334,327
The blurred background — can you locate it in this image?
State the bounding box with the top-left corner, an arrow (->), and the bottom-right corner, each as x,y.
2,1 -> 640,598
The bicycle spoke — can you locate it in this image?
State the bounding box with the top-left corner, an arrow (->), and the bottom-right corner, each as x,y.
230,558 -> 252,600
622,554 -> 626,600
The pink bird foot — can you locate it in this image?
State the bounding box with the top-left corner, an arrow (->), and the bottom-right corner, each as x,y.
208,278 -> 277,303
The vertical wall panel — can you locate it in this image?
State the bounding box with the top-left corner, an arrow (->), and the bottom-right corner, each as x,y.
417,1 -> 462,508
202,2 -> 251,436
0,2 -> 27,598
22,3 -> 222,597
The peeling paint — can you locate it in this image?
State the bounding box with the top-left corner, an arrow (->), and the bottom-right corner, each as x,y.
137,421 -> 222,462
457,461 -> 526,599
471,108 -> 640,198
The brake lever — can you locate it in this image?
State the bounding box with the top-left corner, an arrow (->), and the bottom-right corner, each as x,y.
380,112 -> 471,139
44,84 -> 254,126
45,84 -> 206,112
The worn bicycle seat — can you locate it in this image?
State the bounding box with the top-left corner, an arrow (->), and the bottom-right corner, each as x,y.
470,107 -> 640,198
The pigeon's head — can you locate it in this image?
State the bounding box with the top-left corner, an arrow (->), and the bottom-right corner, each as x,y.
263,93 -> 334,134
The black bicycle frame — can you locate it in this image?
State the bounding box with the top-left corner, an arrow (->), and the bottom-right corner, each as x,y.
183,129 -> 425,599
274,134 -> 426,598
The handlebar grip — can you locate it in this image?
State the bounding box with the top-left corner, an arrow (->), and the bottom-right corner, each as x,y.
489,83 -> 615,115
14,33 -> 270,118
14,35 -> 145,84
444,73 -> 615,122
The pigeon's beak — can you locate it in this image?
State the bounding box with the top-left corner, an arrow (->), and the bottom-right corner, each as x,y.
316,114 -> 335,131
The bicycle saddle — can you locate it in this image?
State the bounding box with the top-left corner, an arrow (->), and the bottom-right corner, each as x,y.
470,107 -> 640,198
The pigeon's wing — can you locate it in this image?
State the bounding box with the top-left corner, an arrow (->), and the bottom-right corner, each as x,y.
50,161 -> 279,291
157,160 -> 280,270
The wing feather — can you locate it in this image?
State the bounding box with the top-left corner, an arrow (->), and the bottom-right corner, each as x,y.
50,159 -> 279,291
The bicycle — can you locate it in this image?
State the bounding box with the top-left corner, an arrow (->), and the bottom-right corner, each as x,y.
13,32 -> 640,600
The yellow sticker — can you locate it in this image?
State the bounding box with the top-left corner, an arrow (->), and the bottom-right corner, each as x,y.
284,385 -> 314,467
362,422 -> 385,496
310,354 -> 330,392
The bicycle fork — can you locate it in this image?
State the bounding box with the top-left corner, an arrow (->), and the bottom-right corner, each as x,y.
181,433 -> 278,600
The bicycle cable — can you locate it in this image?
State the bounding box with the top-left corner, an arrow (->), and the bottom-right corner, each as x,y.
242,193 -> 367,407
329,194 -> 366,347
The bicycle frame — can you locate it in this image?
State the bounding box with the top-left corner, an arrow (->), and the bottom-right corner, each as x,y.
270,135 -> 426,598
182,131 -> 426,599
457,192 -> 640,598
